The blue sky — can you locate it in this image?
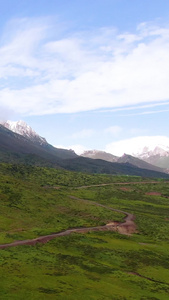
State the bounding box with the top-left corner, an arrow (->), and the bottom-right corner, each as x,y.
1,0 -> 169,155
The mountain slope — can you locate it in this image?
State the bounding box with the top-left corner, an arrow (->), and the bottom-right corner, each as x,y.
1,120 -> 47,145
135,146 -> 169,169
117,154 -> 166,173
141,155 -> 169,169
0,124 -> 77,166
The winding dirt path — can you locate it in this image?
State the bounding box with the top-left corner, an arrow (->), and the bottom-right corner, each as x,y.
76,181 -> 169,189
0,196 -> 136,249
69,196 -> 136,235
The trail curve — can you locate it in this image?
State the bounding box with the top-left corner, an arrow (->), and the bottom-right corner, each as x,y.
0,197 -> 136,249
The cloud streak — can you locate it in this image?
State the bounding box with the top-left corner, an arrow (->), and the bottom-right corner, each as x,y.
1,19 -> 169,116
120,108 -> 169,116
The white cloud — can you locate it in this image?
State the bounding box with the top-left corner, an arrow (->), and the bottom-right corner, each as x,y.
1,19 -> 169,115
105,136 -> 169,156
98,101 -> 169,113
0,18 -> 47,78
120,109 -> 169,116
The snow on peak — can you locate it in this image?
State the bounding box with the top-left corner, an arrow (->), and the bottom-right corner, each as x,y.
82,150 -> 101,156
105,136 -> 169,158
1,120 -> 47,145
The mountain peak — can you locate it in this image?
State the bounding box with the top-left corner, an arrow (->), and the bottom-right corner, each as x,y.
81,149 -> 118,162
1,120 -> 47,146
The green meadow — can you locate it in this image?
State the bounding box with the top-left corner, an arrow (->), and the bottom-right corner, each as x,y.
0,163 -> 169,299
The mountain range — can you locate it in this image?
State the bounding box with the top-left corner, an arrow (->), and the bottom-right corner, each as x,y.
81,144 -> 169,171
0,120 -> 169,178
81,150 -> 166,173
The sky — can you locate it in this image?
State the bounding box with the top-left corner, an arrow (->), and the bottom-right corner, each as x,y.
1,0 -> 169,156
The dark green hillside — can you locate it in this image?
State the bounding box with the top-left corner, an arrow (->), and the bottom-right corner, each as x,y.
0,164 -> 169,299
60,156 -> 169,178
0,163 -> 148,188
0,163 -> 125,243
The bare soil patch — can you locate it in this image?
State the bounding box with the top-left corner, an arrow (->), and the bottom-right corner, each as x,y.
145,192 -> 162,196
119,187 -> 132,191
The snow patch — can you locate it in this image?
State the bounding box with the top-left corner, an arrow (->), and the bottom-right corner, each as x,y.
105,136 -> 169,158
1,120 -> 47,145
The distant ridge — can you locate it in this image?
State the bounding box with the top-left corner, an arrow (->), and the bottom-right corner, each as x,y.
81,150 -> 118,162
117,153 -> 166,173
0,122 -> 169,178
81,149 -> 167,173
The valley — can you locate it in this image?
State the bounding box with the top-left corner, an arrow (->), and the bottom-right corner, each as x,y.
1,1 -> 169,299
0,123 -> 169,299
0,163 -> 169,299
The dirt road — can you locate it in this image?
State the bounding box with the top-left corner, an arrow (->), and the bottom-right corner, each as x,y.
0,196 -> 136,249
76,181 -> 169,189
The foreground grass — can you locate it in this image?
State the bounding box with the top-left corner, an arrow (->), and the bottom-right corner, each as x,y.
0,233 -> 169,300
0,163 -> 169,299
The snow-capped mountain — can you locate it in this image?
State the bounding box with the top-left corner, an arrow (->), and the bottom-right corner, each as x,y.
1,120 -> 47,145
134,145 -> 169,159
105,136 -> 169,169
129,139 -> 169,169
135,145 -> 169,169
81,149 -> 167,172
81,150 -> 118,162
105,136 -> 169,158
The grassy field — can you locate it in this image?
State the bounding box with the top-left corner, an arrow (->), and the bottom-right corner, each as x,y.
0,163 -> 169,299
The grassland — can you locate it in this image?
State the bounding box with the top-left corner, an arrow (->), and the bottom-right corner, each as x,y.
0,163 -> 169,299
